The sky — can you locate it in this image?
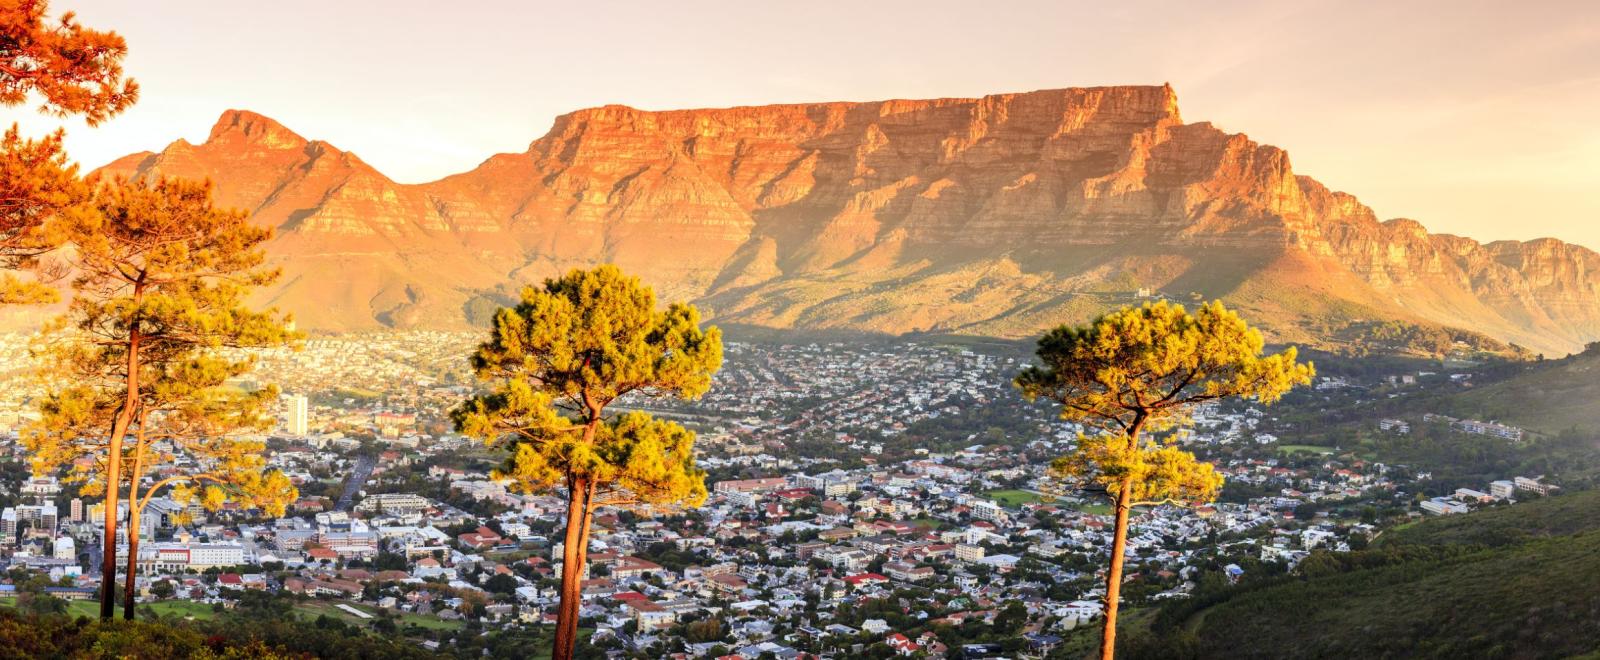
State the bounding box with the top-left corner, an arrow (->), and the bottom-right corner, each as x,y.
4,0 -> 1598,248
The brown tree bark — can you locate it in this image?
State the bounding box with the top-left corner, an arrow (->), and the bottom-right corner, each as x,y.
1100,413 -> 1146,660
551,475 -> 588,660
100,329 -> 140,621
1101,479 -> 1133,659
122,417 -> 148,619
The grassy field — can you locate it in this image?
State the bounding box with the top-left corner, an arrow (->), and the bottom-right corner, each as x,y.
985,489 -> 1043,506
146,599 -> 221,619
0,596 -> 221,620
1079,502 -> 1114,516
1275,444 -> 1336,456
294,599 -> 463,631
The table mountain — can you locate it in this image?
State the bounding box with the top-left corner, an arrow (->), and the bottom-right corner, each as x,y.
96,85 -> 1600,355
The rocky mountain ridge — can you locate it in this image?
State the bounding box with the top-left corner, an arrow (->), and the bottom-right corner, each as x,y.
96,85 -> 1600,354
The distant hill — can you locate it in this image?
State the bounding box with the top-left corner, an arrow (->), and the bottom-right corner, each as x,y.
1124,489 -> 1600,659
89,86 -> 1600,355
1433,343 -> 1600,435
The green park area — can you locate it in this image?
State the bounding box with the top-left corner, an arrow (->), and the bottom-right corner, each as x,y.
985,489 -> 1043,506
1276,444 -> 1337,456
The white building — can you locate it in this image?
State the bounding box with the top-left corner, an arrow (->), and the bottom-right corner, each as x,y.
52,536 -> 75,560
1514,476 -> 1559,496
1420,499 -> 1469,516
355,493 -> 433,516
140,542 -> 247,571
286,394 -> 309,436
971,500 -> 1004,522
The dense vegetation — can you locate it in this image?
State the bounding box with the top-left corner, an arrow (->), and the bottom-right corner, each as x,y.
0,586 -> 569,659
1121,489 -> 1600,659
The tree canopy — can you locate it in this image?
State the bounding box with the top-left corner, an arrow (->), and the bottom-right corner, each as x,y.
454,264 -> 721,510
1,0 -> 138,124
1018,300 -> 1315,437
1017,300 -> 1314,659
24,175 -> 295,619
0,0 -> 139,303
453,264 -> 721,660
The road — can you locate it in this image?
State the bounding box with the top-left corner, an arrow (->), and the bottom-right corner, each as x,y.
335,454 -> 377,512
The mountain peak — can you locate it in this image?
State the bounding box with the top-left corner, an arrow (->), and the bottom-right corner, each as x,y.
207,110 -> 308,150
83,87 -> 1600,355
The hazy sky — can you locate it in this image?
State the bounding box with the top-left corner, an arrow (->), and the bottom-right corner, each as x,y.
4,0 -> 1597,247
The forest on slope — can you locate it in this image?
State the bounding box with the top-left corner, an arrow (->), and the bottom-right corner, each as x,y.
1121,489 -> 1600,659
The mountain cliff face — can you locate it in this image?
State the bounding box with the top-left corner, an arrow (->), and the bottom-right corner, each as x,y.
96,85 -> 1600,354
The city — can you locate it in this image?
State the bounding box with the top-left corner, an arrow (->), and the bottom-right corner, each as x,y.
0,333 -> 1570,658
0,2 -> 1596,656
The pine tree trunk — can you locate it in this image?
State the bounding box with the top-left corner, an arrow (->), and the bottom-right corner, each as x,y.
123,501 -> 141,619
552,476 -> 587,660
1101,479 -> 1133,659
123,421 -> 147,620
567,480 -> 599,648
100,330 -> 140,621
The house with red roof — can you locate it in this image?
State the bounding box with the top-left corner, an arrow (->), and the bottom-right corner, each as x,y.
458,526 -> 502,549
842,573 -> 890,589
886,633 -> 920,655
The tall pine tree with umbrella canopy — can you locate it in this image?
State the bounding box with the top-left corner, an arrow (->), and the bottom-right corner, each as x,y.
454,264 -> 721,660
25,176 -> 295,620
1017,301 -> 1314,659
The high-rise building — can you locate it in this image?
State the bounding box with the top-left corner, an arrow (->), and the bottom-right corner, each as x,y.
69,497 -> 82,523
286,394 -> 309,436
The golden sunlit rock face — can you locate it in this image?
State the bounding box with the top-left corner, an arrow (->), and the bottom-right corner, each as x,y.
98,85 -> 1600,354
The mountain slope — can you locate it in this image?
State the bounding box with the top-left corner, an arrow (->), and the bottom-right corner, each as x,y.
1432,343 -> 1600,434
94,86 -> 1600,353
1125,490 -> 1600,660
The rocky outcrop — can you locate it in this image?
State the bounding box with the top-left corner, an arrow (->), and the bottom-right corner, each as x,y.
92,86 -> 1600,354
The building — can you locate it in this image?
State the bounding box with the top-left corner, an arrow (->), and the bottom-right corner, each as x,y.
2,504 -> 59,542
354,493 -> 433,516
20,477 -> 61,501
140,543 -> 247,572
1514,476 -> 1559,496
52,536 -> 75,560
1378,419 -> 1410,434
1420,499 -> 1469,516
1450,418 -> 1523,441
286,394 -> 309,436
624,600 -> 675,630
68,498 -> 82,523
316,530 -> 379,557
713,477 -> 787,495
971,500 -> 1004,523
1488,480 -> 1516,499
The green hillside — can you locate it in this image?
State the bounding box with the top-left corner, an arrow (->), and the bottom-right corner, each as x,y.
1438,344 -> 1600,435
1124,490 -> 1600,659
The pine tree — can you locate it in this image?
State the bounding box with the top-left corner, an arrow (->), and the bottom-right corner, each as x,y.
24,176 -> 294,620
0,0 -> 137,301
0,126 -> 82,302
116,354 -> 298,619
1016,301 -> 1314,659
454,265 -> 721,660
0,0 -> 138,123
